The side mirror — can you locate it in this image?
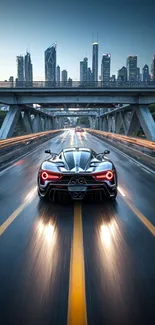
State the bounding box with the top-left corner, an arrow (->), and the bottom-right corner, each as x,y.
45,150 -> 51,154
104,150 -> 110,155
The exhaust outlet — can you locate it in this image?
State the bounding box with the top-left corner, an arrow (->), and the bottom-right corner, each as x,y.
72,192 -> 78,198
78,192 -> 83,198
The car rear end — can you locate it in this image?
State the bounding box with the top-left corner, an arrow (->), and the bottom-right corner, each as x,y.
38,169 -> 117,201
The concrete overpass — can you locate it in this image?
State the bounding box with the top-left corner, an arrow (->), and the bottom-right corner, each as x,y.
0,85 -> 155,140
0,87 -> 155,107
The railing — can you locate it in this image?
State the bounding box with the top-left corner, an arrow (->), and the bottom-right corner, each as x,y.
86,129 -> 155,150
0,81 -> 155,89
0,130 -> 62,150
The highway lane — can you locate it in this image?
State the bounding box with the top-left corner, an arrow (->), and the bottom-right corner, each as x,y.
0,129 -> 155,325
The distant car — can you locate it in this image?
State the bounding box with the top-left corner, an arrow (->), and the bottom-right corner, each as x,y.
37,147 -> 117,201
75,127 -> 84,132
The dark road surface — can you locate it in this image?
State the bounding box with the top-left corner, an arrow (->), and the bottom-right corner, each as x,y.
0,130 -> 155,325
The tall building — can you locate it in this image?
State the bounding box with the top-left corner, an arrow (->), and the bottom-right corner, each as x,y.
62,70 -> 68,85
143,64 -> 149,82
56,65 -> 60,86
9,76 -> 14,87
101,54 -> 111,83
68,78 -> 72,87
25,52 -> 33,85
87,67 -> 93,82
126,56 -> 137,82
17,56 -> 24,84
80,57 -> 88,83
117,66 -> 127,82
151,54 -> 155,84
45,43 -> 56,84
137,67 -> 141,82
92,42 -> 98,82
110,75 -> 116,82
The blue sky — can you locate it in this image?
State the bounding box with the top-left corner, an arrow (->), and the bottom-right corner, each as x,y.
0,0 -> 154,80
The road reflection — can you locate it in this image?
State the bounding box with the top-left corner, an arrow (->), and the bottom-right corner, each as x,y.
97,205 -> 134,322
20,203 -> 58,311
100,219 -> 118,249
29,214 -> 57,298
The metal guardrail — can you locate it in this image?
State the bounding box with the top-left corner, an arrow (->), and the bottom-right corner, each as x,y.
0,130 -> 62,150
0,81 -> 155,89
85,129 -> 155,150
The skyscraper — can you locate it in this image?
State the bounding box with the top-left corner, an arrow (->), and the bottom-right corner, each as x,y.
9,76 -> 14,87
24,52 -> 33,86
117,66 -> 127,82
151,54 -> 155,84
92,42 -> 98,82
68,78 -> 72,87
17,56 -> 24,84
126,56 -> 137,82
101,54 -> 111,83
87,67 -> 93,83
137,67 -> 141,82
56,65 -> 60,86
62,70 -> 68,86
143,64 -> 150,82
80,57 -> 88,83
45,43 -> 56,84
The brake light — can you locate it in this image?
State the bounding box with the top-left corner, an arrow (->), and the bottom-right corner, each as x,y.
42,171 -> 48,180
40,170 -> 62,181
93,170 -> 114,181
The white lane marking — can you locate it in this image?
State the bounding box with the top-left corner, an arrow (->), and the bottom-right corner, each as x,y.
117,186 -> 126,197
141,168 -> 151,174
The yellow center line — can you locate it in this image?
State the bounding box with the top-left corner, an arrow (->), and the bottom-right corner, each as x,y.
67,202 -> 87,325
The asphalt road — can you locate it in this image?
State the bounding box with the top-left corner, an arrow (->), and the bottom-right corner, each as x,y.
0,129 -> 155,325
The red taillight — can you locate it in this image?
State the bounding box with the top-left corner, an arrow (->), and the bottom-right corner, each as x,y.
42,171 -> 48,180
40,170 -> 62,181
93,170 -> 114,181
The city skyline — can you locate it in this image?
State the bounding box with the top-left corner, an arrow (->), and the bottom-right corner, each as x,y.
0,0 -> 155,80
1,43 -> 155,82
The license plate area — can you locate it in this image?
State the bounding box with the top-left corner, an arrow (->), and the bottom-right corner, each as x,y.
68,186 -> 87,192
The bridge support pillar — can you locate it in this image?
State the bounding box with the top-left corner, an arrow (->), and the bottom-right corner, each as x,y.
44,117 -> 49,130
99,117 -> 103,130
108,116 -> 113,132
134,106 -> 155,141
126,110 -> 140,136
89,117 -> 93,129
102,116 -> 108,131
23,111 -> 33,133
115,112 -> 122,133
0,105 -> 21,139
33,114 -> 40,133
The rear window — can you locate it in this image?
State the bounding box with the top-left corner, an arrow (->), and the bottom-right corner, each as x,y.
64,151 -> 91,169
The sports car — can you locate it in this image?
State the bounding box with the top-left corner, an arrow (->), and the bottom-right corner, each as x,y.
75,127 -> 84,132
37,147 -> 117,201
